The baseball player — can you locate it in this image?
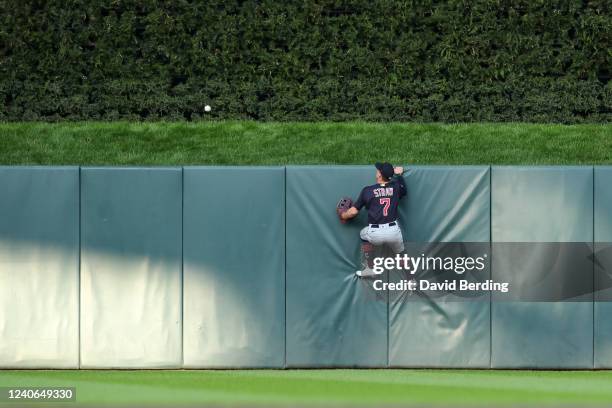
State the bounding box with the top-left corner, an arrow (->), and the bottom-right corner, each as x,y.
339,162 -> 406,277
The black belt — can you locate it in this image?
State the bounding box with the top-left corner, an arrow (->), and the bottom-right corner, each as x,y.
370,222 -> 396,228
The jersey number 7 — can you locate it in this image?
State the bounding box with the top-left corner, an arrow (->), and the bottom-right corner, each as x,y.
380,198 -> 390,216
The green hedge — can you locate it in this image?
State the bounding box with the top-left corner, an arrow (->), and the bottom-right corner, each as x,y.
1,0 -> 610,122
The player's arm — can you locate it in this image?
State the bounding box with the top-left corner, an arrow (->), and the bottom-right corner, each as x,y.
393,166 -> 407,198
338,188 -> 365,222
340,206 -> 359,220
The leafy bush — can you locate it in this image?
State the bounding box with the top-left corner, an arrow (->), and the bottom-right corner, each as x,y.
1,0 -> 610,122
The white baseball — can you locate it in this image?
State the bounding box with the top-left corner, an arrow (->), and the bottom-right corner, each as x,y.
204,105 -> 211,112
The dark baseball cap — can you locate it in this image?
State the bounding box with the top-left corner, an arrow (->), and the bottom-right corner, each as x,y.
375,162 -> 394,180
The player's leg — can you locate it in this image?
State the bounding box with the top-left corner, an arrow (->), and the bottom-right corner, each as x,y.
356,226 -> 382,277
388,224 -> 405,254
381,224 -> 410,271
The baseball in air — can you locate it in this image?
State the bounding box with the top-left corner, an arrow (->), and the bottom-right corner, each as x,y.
204,105 -> 211,112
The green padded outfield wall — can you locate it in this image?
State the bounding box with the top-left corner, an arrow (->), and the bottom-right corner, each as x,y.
491,167 -> 593,368
0,166 -> 606,369
595,167 -> 612,368
286,166 -> 388,367
183,167 -> 285,368
80,168 -> 182,368
0,167 -> 79,368
389,166 -> 491,367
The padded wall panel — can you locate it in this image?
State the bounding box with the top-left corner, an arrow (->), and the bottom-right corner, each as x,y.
80,168 -> 182,368
183,167 -> 285,368
491,167 -> 593,368
595,167 -> 612,367
286,166 -> 387,367
389,166 -> 491,367
0,167 -> 79,368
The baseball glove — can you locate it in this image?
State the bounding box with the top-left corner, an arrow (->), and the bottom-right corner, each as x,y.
336,197 -> 353,224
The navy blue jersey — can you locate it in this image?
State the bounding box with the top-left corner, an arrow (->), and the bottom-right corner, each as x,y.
354,176 -> 407,224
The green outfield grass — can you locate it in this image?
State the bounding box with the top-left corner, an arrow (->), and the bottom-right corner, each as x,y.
1,369 -> 612,406
0,122 -> 610,165
2,124 -> 612,406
